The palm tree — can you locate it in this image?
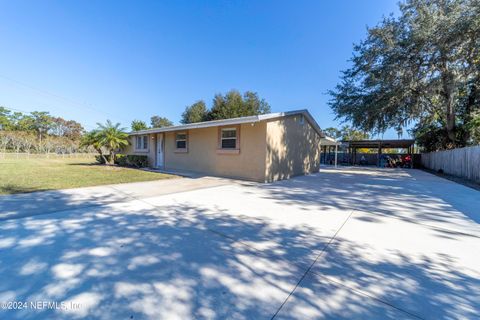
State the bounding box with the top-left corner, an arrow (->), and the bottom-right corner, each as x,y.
80,130 -> 108,164
96,120 -> 129,165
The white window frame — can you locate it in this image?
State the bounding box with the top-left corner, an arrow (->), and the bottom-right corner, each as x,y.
220,127 -> 238,149
135,135 -> 149,151
175,132 -> 188,152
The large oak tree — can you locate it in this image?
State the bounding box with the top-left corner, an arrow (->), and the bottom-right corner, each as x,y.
329,0 -> 480,151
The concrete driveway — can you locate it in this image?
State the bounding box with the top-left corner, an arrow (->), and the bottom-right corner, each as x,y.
0,167 -> 478,319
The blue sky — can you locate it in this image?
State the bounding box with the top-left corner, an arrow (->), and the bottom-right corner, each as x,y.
0,0 -> 401,136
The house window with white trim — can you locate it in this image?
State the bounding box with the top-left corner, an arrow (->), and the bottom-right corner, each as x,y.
175,132 -> 187,150
220,128 -> 237,149
135,135 -> 148,151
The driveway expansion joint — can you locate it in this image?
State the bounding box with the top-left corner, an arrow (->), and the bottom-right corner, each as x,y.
306,269 -> 426,320
270,209 -> 355,319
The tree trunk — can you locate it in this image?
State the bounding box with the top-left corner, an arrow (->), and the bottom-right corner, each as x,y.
445,100 -> 456,143
440,57 -> 456,145
463,81 -> 478,144
109,150 -> 115,165
96,147 -> 108,165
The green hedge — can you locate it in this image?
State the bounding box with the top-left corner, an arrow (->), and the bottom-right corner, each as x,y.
124,155 -> 149,167
95,154 -> 149,168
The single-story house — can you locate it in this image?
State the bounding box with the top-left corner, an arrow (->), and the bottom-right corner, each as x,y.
124,109 -> 337,182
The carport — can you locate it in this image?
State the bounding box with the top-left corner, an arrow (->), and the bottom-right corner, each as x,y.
321,136 -> 341,167
344,139 -> 415,167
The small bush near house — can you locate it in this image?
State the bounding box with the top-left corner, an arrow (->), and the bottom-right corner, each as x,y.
96,154 -> 148,168
115,154 -> 128,166
122,155 -> 149,168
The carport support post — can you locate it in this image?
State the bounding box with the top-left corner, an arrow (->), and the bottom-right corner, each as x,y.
334,144 -> 338,168
377,142 -> 382,167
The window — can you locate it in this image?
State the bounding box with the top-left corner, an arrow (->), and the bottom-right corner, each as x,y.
221,128 -> 237,149
175,132 -> 187,150
135,135 -> 148,150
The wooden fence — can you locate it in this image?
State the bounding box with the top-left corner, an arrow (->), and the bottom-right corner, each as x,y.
421,146 -> 480,183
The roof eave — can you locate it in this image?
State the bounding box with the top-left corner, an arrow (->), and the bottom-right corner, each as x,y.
128,109 -> 325,138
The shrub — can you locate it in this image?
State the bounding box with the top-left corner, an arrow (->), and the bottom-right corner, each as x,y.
95,154 -> 148,168
124,155 -> 148,168
115,154 -> 128,166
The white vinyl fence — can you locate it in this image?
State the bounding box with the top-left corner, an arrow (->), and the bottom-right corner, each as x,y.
421,146 -> 480,183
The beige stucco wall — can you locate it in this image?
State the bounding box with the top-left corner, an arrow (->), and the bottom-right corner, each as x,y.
123,135 -> 156,166
124,115 -> 321,182
265,115 -> 321,182
163,122 -> 267,182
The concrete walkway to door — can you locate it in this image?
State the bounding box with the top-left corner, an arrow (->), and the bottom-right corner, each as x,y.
0,166 -> 478,319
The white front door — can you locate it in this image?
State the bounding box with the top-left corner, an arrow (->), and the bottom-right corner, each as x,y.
156,133 -> 164,168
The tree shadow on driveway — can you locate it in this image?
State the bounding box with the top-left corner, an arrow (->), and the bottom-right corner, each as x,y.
259,167 -> 480,319
0,197 -> 327,319
260,168 -> 480,236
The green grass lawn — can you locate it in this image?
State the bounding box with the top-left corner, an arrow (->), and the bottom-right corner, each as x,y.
0,156 -> 175,195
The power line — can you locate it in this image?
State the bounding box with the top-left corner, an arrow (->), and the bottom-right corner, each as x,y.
0,105 -> 30,114
0,74 -> 132,124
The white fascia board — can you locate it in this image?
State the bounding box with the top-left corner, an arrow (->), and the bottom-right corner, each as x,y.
129,116 -> 261,135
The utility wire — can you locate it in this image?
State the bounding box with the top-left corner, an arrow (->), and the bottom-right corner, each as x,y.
0,74 -> 133,124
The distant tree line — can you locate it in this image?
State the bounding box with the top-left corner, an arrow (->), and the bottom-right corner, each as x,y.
130,90 -> 271,131
0,106 -> 87,154
323,126 -> 376,153
181,90 -> 271,124
323,126 -> 370,141
130,116 -> 174,131
329,0 -> 480,152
